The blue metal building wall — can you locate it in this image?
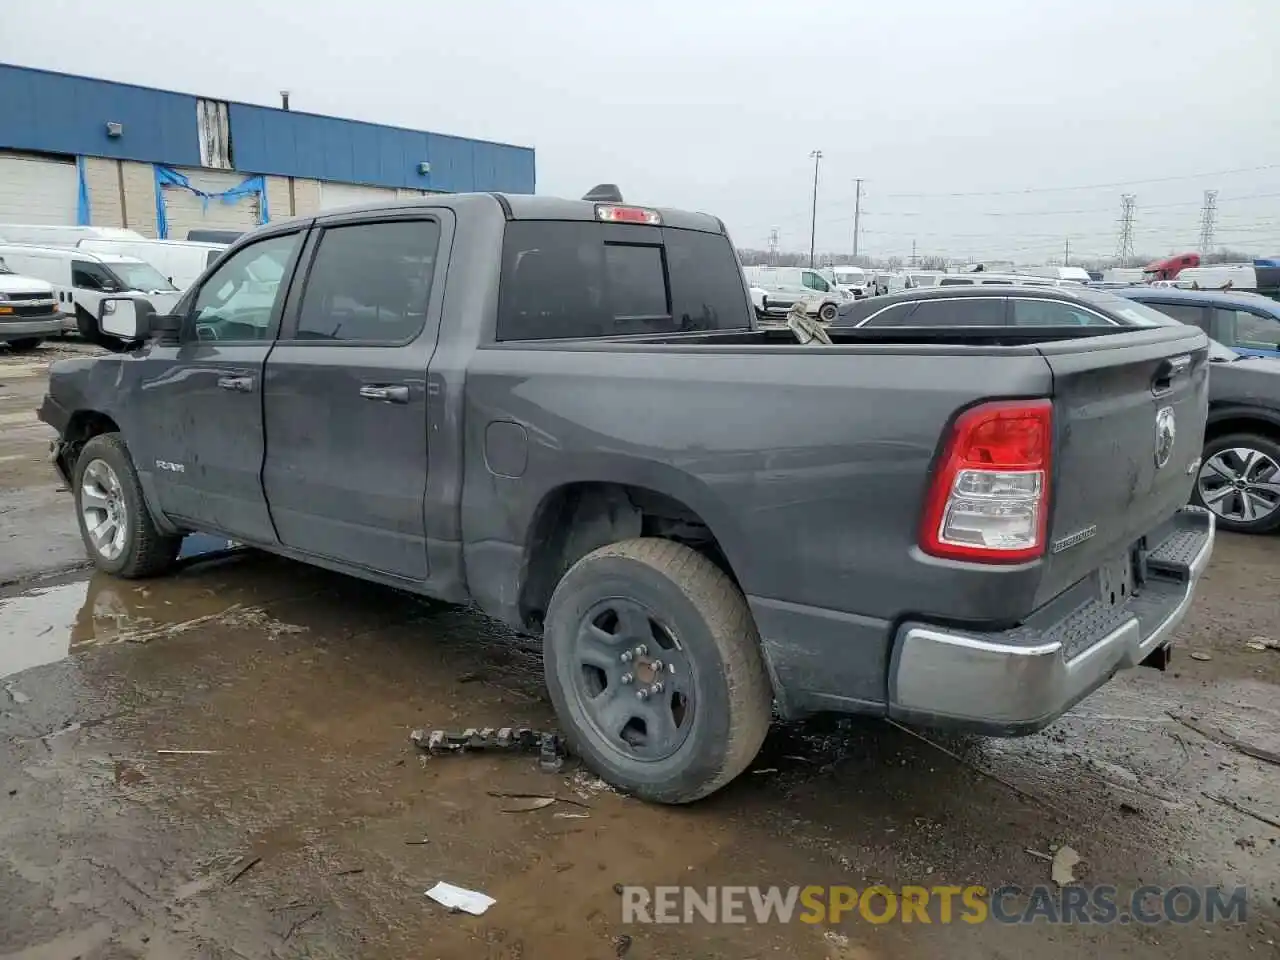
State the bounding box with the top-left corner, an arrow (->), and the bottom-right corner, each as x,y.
0,64 -> 201,166
228,103 -> 535,194
0,64 -> 535,194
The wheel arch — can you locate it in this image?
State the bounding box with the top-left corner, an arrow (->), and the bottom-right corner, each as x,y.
516,471 -> 751,631
1205,404 -> 1280,444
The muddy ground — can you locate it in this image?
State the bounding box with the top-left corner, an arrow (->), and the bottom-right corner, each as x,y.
1,342 -> 1278,959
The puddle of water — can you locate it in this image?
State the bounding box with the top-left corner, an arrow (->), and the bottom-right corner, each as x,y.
0,582 -> 82,679
1,535 -> 246,681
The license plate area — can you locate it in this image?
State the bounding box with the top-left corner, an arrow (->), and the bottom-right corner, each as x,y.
1098,552 -> 1135,608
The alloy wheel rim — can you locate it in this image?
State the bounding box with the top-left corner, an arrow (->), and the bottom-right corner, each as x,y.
570,597 -> 696,762
80,459 -> 128,561
1197,447 -> 1280,524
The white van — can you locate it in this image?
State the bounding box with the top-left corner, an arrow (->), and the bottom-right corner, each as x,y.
743,266 -> 847,321
1020,265 -> 1091,284
0,244 -> 182,342
78,237 -> 227,290
0,224 -> 146,248
830,266 -> 872,298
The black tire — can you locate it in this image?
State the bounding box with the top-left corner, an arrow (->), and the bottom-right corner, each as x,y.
73,433 -> 182,577
543,538 -> 772,803
75,304 -> 98,340
818,302 -> 838,322
5,338 -> 41,352
1193,433 -> 1280,534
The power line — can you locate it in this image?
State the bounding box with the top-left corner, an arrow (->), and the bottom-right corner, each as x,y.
878,163 -> 1280,199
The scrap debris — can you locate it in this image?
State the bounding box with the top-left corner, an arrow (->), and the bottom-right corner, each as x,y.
425,880 -> 496,916
1203,792 -> 1280,831
410,727 -> 567,773
1050,846 -> 1081,886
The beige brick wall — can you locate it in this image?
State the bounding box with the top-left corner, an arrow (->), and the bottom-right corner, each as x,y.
292,178 -> 322,217
264,176 -> 292,221
120,160 -> 158,237
83,157 -> 124,228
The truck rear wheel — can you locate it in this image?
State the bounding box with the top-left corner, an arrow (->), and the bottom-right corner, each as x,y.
73,433 -> 182,577
543,538 -> 772,803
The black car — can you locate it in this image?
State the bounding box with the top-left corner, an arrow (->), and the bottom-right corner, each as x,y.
836,284 -> 1280,535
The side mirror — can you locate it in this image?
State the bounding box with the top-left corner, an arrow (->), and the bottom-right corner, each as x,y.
99,297 -> 154,340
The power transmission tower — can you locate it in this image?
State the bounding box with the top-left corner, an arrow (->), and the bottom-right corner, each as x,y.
767,228 -> 779,266
1063,237 -> 1070,267
1198,189 -> 1219,258
911,239 -> 917,267
851,178 -> 863,261
1116,194 -> 1136,267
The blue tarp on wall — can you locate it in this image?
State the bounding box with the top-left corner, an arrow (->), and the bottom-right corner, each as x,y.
153,165 -> 269,240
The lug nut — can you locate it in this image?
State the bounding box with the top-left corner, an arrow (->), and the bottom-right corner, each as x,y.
634,644 -> 648,657
651,660 -> 664,672
668,663 -> 676,674
650,681 -> 664,694
620,672 -> 634,685
636,689 -> 649,701
620,651 -> 633,663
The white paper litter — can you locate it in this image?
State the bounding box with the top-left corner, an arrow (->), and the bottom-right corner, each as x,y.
425,881 -> 496,916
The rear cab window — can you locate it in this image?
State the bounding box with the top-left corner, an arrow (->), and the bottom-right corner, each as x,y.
496,221 -> 751,341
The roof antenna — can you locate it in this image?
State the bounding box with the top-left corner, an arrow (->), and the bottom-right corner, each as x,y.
583,184 -> 624,202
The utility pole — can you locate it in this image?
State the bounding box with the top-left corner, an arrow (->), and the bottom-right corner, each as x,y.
1116,194 -> 1136,268
808,150 -> 823,268
1198,189 -> 1219,258
851,178 -> 863,262
911,239 -> 917,267
1063,237 -> 1070,266
767,227 -> 779,266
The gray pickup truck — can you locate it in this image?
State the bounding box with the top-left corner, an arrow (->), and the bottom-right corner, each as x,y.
38,190 -> 1215,802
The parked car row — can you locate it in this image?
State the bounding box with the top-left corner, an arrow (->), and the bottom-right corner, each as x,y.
0,223 -> 229,350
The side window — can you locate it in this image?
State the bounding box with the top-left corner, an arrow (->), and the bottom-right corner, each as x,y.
860,303 -> 918,326
802,271 -> 830,292
1011,299 -> 1113,327
664,228 -> 751,332
189,232 -> 302,342
938,277 -> 973,286
72,261 -> 116,292
1214,308 -> 1280,350
294,220 -> 440,342
1144,301 -> 1208,329
910,298 -> 1005,326
980,279 -> 1012,285
206,249 -> 223,269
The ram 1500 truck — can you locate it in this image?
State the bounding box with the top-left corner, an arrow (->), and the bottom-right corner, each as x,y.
37,190 -> 1215,803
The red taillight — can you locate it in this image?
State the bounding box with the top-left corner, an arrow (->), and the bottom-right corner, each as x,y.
920,399 -> 1053,563
595,204 -> 662,225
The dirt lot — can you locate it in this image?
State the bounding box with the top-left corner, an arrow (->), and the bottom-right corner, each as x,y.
2,342 -> 1278,959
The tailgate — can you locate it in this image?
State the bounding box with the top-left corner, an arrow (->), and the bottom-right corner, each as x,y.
1035,326 -> 1209,603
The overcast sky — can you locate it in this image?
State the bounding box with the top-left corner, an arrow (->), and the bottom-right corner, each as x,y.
3,0 -> 1277,263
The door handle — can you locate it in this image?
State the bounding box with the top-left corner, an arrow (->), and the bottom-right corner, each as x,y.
217,375 -> 255,393
359,384 -> 410,404
1152,354 -> 1190,395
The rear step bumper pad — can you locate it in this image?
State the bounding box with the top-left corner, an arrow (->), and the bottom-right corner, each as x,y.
887,507 -> 1214,736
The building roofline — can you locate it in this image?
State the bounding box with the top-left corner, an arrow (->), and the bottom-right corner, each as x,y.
0,60 -> 535,154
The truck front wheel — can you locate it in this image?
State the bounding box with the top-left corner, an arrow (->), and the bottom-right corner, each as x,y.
543,538 -> 772,803
818,302 -> 838,322
73,433 -> 182,577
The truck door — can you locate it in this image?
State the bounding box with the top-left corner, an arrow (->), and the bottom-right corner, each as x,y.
133,228 -> 306,541
261,212 -> 449,581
